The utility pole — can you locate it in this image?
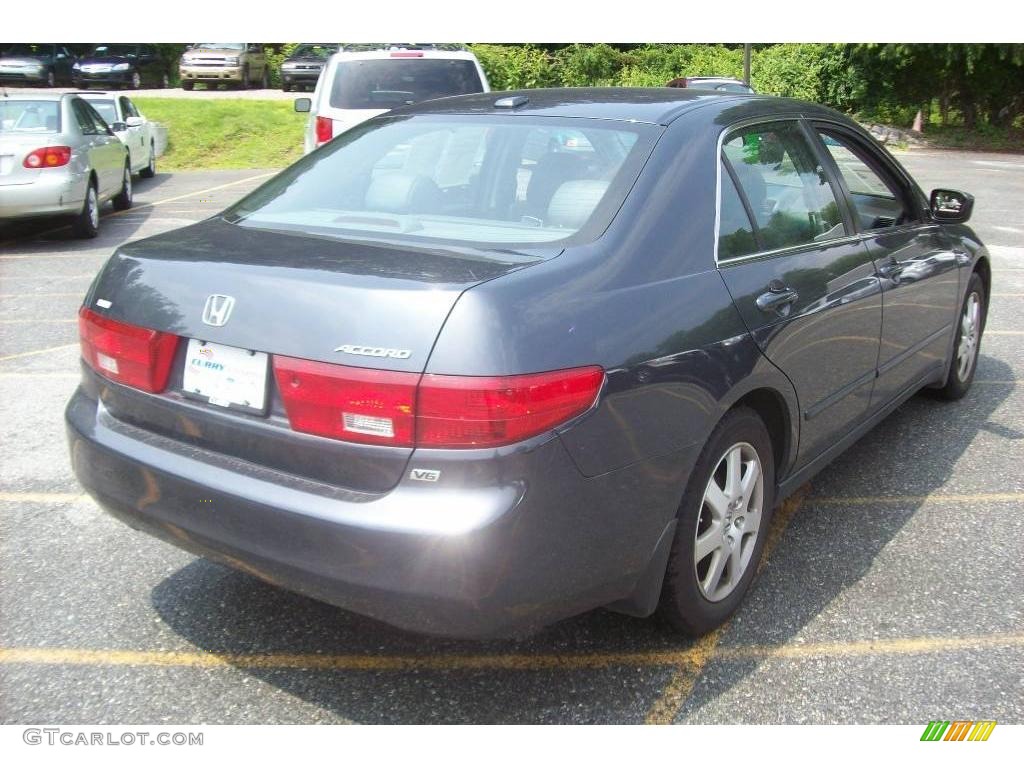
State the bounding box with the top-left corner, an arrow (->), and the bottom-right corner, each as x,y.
743,44 -> 752,87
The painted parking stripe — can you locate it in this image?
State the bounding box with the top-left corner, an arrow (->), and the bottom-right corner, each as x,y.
0,343 -> 78,362
0,632 -> 1020,674
0,172 -> 275,254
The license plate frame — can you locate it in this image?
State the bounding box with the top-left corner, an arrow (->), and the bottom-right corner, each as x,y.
182,339 -> 269,416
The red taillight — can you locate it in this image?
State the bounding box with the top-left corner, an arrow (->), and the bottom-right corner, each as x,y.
417,368 -> 604,448
315,115 -> 333,144
273,357 -> 419,446
273,357 -> 604,449
23,146 -> 72,169
78,308 -> 180,393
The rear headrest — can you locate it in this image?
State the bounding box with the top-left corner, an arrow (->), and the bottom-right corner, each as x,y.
546,180 -> 610,230
364,173 -> 443,214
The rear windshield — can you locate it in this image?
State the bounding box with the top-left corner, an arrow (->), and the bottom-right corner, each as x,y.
329,59 -> 483,110
0,100 -> 61,133
225,114 -> 657,249
85,99 -> 117,124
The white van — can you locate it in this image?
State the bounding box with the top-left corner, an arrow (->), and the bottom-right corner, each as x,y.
297,44 -> 489,154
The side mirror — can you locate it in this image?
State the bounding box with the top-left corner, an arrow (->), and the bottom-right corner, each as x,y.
125,116 -> 144,127
930,188 -> 974,224
294,97 -> 311,113
110,121 -> 127,133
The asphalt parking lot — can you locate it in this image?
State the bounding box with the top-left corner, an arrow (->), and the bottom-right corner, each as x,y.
1,151 -> 1022,724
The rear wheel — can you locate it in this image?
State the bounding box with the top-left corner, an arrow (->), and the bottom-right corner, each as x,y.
140,142 -> 156,178
71,182 -> 99,239
657,407 -> 775,636
112,164 -> 133,211
935,272 -> 986,400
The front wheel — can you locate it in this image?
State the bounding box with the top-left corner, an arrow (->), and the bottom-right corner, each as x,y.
935,272 -> 987,400
130,71 -> 141,89
182,79 -> 194,91
657,407 -> 775,636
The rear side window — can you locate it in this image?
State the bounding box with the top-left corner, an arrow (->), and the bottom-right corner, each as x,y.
329,59 -> 483,110
0,100 -> 60,133
718,163 -> 758,260
722,122 -> 846,254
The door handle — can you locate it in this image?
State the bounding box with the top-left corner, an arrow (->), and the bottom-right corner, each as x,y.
755,281 -> 799,315
877,258 -> 904,281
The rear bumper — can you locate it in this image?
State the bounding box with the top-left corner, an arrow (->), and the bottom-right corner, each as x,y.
66,384 -> 689,637
0,171 -> 87,220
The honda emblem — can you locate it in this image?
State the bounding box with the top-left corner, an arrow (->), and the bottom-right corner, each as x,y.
202,295 -> 235,327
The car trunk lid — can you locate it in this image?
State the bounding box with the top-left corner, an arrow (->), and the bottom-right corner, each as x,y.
83,217 -> 547,493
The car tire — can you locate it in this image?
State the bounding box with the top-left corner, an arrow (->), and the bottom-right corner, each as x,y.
935,271 -> 987,400
71,181 -> 100,239
656,406 -> 776,636
160,74 -> 169,89
46,70 -> 55,88
130,71 -> 141,89
140,142 -> 156,179
112,164 -> 133,211
282,81 -> 291,92
182,80 -> 194,91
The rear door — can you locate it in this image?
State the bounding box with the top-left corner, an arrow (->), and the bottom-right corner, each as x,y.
809,124 -> 961,408
71,98 -> 122,195
119,96 -> 146,170
716,119 -> 883,468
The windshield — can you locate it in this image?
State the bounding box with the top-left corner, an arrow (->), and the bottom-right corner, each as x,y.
330,59 -> 483,109
193,43 -> 245,50
0,101 -> 61,133
85,99 -> 117,124
4,44 -> 50,58
291,44 -> 337,59
225,114 -> 657,249
91,44 -> 138,58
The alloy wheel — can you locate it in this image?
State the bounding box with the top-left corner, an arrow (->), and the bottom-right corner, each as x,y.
694,441 -> 764,602
957,292 -> 981,381
87,187 -> 98,230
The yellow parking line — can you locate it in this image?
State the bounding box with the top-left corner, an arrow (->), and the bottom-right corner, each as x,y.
0,292 -> 84,299
1,631 -> 1019,674
0,492 -> 83,503
0,319 -> 77,324
811,492 -> 1024,505
0,343 -> 77,362
645,486 -> 809,724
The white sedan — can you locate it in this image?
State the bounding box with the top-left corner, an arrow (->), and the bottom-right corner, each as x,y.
80,92 -> 158,178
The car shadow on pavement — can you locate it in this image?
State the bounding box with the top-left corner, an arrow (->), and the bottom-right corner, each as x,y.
151,355 -> 1017,723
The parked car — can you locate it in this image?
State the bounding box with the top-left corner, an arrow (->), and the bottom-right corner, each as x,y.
80,93 -> 158,178
73,44 -> 170,90
280,43 -> 339,92
295,44 -> 488,154
179,43 -> 268,90
1,93 -> 131,237
0,44 -> 76,87
66,88 -> 988,638
668,76 -> 755,93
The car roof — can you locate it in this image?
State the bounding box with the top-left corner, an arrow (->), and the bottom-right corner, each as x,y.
384,87 -> 848,127
0,92 -> 67,102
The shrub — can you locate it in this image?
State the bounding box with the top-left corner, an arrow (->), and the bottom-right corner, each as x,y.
469,44 -> 556,90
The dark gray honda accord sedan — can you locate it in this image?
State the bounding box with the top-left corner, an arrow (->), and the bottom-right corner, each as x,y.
66,88 -> 989,638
